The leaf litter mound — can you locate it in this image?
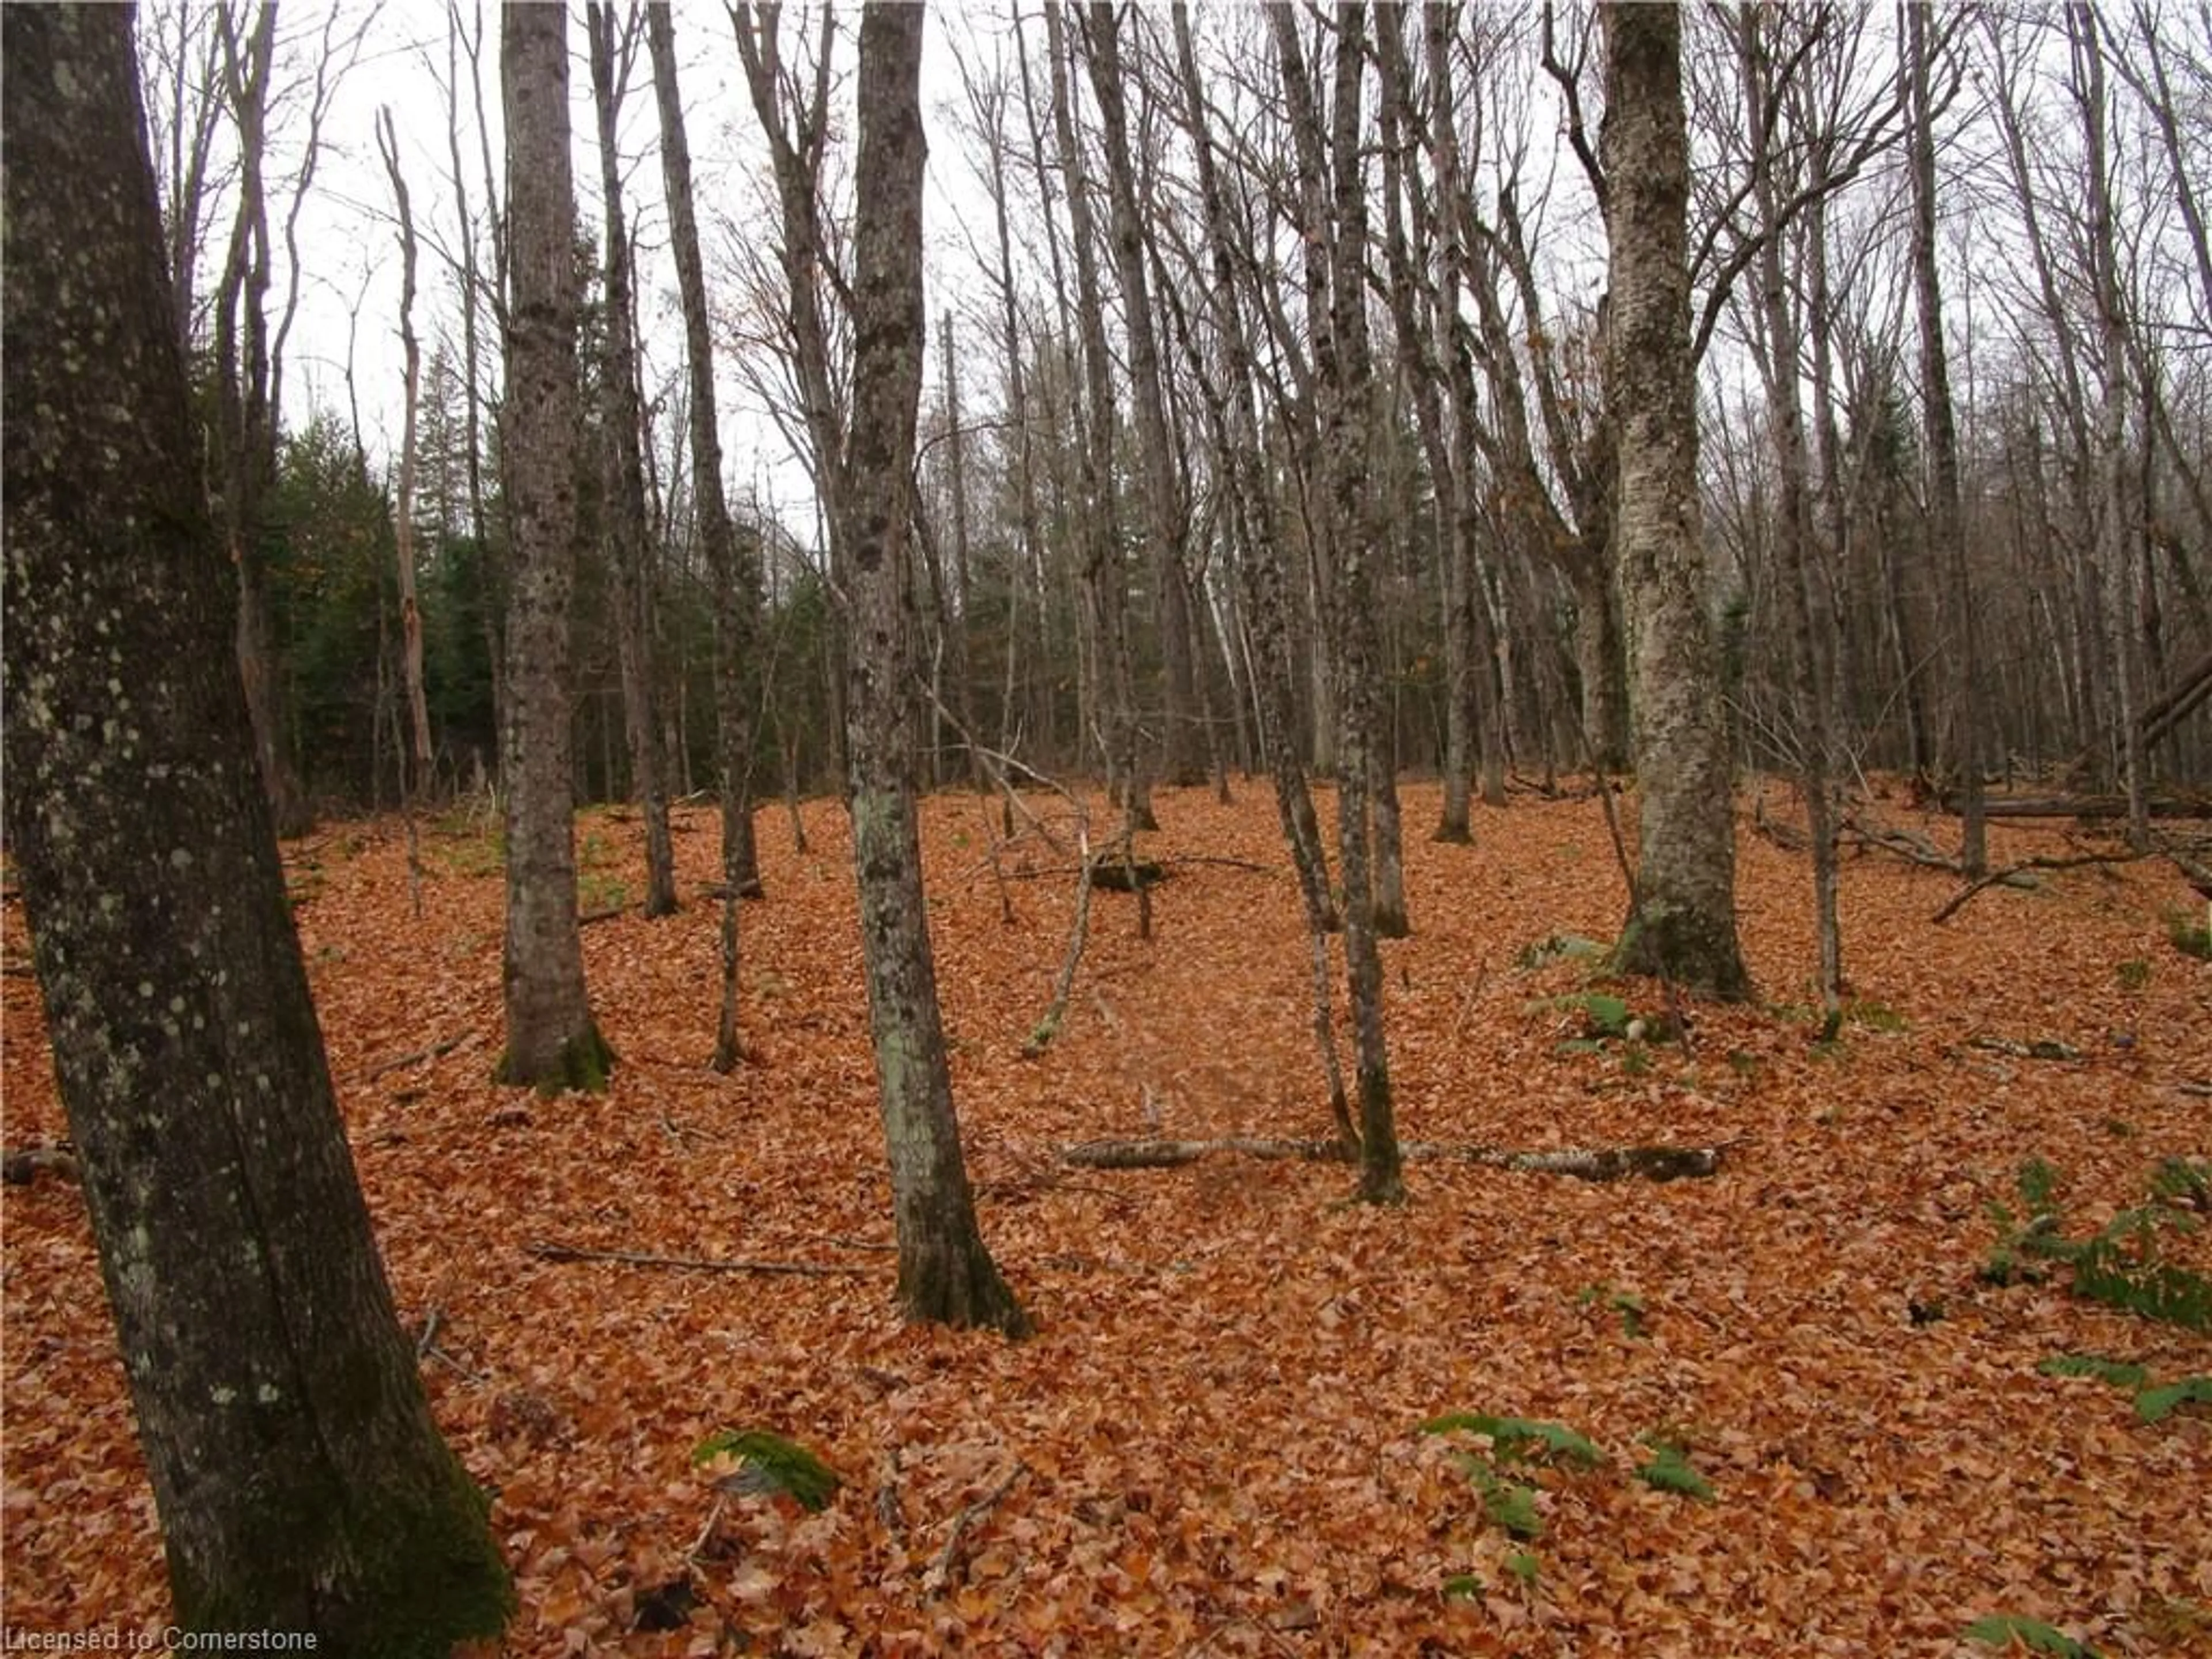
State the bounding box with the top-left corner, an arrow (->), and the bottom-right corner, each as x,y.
5,782 -> 2209,1656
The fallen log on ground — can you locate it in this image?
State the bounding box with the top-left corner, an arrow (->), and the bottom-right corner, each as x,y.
1058,1137 -> 1724,1182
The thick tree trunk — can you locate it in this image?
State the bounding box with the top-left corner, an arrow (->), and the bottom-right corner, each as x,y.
495,0 -> 612,1092
647,3 -> 759,1070
586,1 -> 677,919
2,10 -> 513,1642
1602,0 -> 1751,1000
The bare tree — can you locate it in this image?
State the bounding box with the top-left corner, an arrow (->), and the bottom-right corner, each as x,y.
494,0 -> 614,1091
3,9 -> 513,1641
839,0 -> 1031,1335
586,0 -> 677,917
1603,0 -> 1751,999
374,105 -> 437,802
647,0 -> 763,1070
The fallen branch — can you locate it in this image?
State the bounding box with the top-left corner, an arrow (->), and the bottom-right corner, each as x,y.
359,1030 -> 479,1082
1931,847 -> 2145,923
523,1240 -> 871,1277
1058,1137 -> 1724,1182
1839,812 -> 1960,872
929,1461 -> 1027,1589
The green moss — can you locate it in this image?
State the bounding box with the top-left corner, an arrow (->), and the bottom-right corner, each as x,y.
1612,908 -> 1751,1001
493,1021 -> 617,1096
173,1445 -> 513,1656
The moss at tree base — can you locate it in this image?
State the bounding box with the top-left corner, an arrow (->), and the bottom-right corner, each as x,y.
1612,909 -> 1752,1002
899,1240 -> 1034,1340
172,1448 -> 513,1658
494,1021 -> 618,1096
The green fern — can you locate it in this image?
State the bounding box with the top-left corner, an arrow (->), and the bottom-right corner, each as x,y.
1963,1612 -> 2098,1656
2035,1354 -> 2149,1389
691,1428 -> 843,1512
2135,1376 -> 2212,1424
1462,1459 -> 1544,1540
1422,1413 -> 1602,1469
1633,1439 -> 1714,1501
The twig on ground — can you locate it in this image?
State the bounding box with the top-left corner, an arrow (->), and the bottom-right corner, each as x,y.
359,1030 -> 479,1082
930,1461 -> 1027,1588
523,1240 -> 871,1277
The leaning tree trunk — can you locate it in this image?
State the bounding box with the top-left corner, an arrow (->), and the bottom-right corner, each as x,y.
842,1 -> 1029,1336
1602,0 -> 1751,1000
1273,0 -> 1407,1202
2,10 -> 514,1643
495,0 -> 613,1090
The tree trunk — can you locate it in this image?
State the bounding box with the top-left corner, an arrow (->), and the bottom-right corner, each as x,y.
842,1 -> 1029,1337
646,2 -> 759,1070
1602,0 -> 1751,1000
376,107 -> 438,803
1744,8 -> 1842,1019
1272,0 -> 1407,1202
586,1 -> 677,918
1173,0 -> 1347,1141
212,1 -> 310,838
2,10 -> 513,1642
1046,0 -> 1149,831
1084,1 -> 1205,790
495,0 -> 613,1092
1904,0 -> 1983,876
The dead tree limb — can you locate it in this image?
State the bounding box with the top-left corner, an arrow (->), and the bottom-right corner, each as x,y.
359,1030 -> 479,1081
523,1240 -> 871,1277
1058,1137 -> 1724,1181
1931,847 -> 2146,923
928,1461 -> 1027,1590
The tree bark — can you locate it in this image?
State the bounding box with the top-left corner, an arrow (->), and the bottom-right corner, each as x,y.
1904,0 -> 1984,877
586,1 -> 677,919
1744,8 -> 1842,1020
2,10 -> 513,1641
374,106 -> 437,803
1060,1138 -> 1721,1181
841,2 -> 1029,1336
495,0 -> 613,1092
211,1 -> 311,838
647,3 -> 760,1070
1602,0 -> 1752,1000
1084,1 -> 1205,790
1044,0 -> 1150,830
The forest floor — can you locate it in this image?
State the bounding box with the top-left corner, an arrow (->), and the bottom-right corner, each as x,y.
4,779 -> 2211,1657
